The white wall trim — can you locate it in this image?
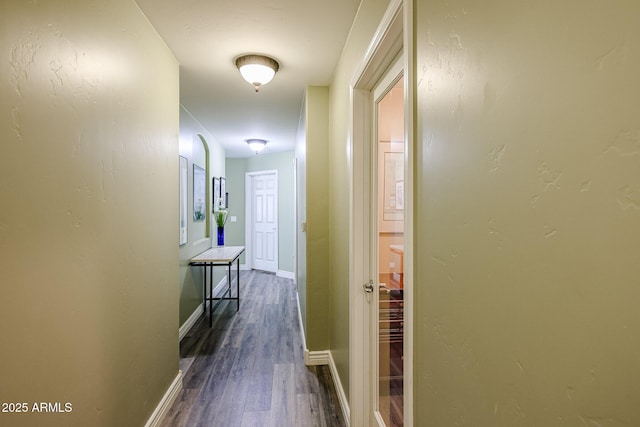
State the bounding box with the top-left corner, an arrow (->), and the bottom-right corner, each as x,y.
179,272 -> 229,341
192,237 -> 210,246
296,291 -> 307,352
328,352 -> 351,427
304,349 -> 330,366
297,290 -> 350,425
304,350 -> 351,426
144,370 -> 183,427
210,275 -> 230,298
178,303 -> 203,341
178,274 -> 227,341
277,270 -> 295,280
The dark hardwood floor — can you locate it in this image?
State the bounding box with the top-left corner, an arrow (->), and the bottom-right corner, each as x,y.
161,270 -> 345,427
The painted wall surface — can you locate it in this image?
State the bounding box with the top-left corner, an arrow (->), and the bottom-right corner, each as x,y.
414,0 -> 640,424
224,152 -> 296,273
326,0 -> 391,400
304,87 -> 331,350
178,106 -> 226,325
224,158 -> 248,259
0,1 -> 180,426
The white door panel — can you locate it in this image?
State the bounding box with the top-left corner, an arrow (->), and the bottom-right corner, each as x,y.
250,172 -> 278,272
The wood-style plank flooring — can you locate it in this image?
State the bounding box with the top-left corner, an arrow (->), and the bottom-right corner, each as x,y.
161,270 -> 345,427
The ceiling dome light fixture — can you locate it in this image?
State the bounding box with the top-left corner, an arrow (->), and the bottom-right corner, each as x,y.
246,138 -> 267,153
235,54 -> 280,92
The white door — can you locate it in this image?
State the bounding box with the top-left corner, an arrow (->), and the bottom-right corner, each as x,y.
370,56 -> 405,427
349,1 -> 411,424
349,0 -> 415,427
249,171 -> 278,272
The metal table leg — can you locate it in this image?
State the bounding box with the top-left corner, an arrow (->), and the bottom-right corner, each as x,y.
236,258 -> 240,311
203,264 -> 207,314
208,263 -> 213,327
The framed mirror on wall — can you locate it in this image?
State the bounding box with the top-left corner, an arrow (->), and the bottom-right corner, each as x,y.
179,156 -> 188,245
220,177 -> 227,208
213,177 -> 220,210
193,164 -> 206,221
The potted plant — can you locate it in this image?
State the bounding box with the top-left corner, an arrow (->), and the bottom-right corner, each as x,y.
214,198 -> 229,246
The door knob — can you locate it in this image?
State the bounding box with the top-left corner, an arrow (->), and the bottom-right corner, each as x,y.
363,280 -> 374,294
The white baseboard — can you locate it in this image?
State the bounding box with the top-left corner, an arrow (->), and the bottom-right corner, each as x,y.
327,352 -> 350,427
210,275 -> 230,297
304,350 -> 350,426
277,270 -> 295,280
178,274 -> 229,341
145,370 -> 183,427
296,293 -> 349,423
242,265 -> 293,279
304,349 -> 330,366
296,292 -> 307,351
179,303 -> 203,341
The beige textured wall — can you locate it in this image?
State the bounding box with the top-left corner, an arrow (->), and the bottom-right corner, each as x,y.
327,0 -> 391,401
0,1 -> 180,426
414,0 -> 640,424
305,86 -> 331,350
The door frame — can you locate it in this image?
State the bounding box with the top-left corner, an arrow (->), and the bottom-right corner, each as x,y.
349,0 -> 414,425
245,170 -> 279,272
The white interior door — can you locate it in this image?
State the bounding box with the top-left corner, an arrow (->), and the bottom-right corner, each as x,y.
249,171 -> 278,273
369,59 -> 405,427
350,2 -> 412,426
370,56 -> 405,427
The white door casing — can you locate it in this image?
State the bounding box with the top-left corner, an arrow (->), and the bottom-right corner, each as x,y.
349,0 -> 414,425
246,171 -> 278,273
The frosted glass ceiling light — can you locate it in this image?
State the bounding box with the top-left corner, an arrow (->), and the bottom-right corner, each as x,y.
235,54 -> 279,92
246,139 -> 267,153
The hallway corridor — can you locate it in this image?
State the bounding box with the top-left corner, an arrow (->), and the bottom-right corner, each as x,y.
161,270 -> 345,427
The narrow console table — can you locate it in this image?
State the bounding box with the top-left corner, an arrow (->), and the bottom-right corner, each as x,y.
190,246 -> 245,327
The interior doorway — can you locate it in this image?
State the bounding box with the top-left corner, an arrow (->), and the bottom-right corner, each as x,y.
245,170 -> 278,273
375,70 -> 405,426
349,0 -> 413,425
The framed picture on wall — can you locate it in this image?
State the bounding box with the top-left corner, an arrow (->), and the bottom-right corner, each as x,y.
193,164 -> 206,221
378,141 -> 404,233
179,156 -> 188,245
213,177 -> 220,211
382,147 -> 404,221
395,180 -> 404,210
220,177 -> 227,208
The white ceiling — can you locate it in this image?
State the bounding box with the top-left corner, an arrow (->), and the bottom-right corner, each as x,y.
135,0 -> 361,158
